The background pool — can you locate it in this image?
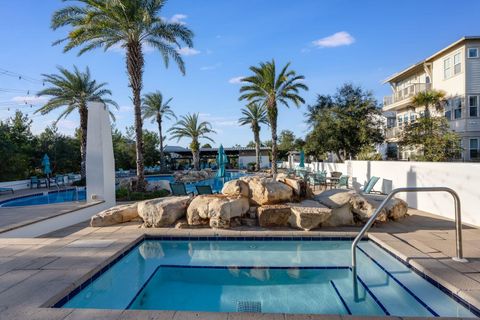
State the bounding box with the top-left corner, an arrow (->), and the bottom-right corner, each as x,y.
0,189 -> 86,207
60,239 -> 476,317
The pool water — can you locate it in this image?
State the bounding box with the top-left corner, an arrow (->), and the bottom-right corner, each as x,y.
146,171 -> 246,194
0,189 -> 86,207
59,239 -> 476,317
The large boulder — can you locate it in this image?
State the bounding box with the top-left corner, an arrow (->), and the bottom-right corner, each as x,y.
288,200 -> 332,231
314,189 -> 353,209
257,204 -> 291,227
138,196 -> 190,227
90,203 -> 139,227
221,179 -> 249,198
240,176 -> 293,205
187,195 -> 249,229
279,177 -> 312,200
322,206 -> 355,227
145,179 -> 171,192
362,194 -> 408,221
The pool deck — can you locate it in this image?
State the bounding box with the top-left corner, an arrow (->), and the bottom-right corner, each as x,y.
0,210 -> 479,319
0,188 -> 89,234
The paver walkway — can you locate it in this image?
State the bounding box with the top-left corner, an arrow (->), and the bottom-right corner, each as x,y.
0,209 -> 478,319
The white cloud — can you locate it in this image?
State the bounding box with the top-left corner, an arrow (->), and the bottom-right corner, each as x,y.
312,31 -> 355,48
198,113 -> 238,129
177,47 -> 200,56
11,96 -> 47,105
228,76 -> 245,84
169,14 -> 187,25
200,62 -> 222,71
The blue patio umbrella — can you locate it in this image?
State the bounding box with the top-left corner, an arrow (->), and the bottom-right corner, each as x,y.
42,154 -> 52,175
299,150 -> 305,168
216,145 -> 228,178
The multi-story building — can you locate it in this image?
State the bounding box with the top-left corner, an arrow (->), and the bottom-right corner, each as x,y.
383,36 -> 480,161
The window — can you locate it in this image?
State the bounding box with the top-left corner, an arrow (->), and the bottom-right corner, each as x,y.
403,114 -> 409,123
470,138 -> 479,159
397,116 -> 403,126
445,110 -> 452,120
454,98 -> 462,119
454,53 -> 461,75
444,58 -> 451,79
469,96 -> 478,117
410,113 -> 416,122
468,48 -> 479,58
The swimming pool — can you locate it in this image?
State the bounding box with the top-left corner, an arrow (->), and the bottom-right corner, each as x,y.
146,171 -> 246,194
0,188 -> 86,207
56,238 -> 477,317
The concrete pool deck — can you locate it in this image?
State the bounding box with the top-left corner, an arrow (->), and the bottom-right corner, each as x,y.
0,210 -> 479,319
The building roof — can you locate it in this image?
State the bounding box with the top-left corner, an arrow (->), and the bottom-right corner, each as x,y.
384,36 -> 480,84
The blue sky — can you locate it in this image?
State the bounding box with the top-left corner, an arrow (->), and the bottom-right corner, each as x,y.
1,0 -> 479,147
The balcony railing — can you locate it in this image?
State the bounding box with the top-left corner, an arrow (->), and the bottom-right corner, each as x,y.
384,83 -> 431,107
385,126 -> 403,140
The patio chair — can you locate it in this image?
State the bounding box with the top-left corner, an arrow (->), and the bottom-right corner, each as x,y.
30,176 -> 47,189
55,175 -> 65,187
169,183 -> 194,197
331,171 -> 342,178
362,176 -> 380,194
0,187 -> 14,194
195,185 -> 217,195
333,175 -> 349,189
308,172 -> 326,190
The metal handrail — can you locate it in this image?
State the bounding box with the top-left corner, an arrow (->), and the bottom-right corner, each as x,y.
352,187 -> 467,274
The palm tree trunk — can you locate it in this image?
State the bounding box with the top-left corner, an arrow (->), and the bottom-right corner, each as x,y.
79,104 -> 88,180
157,115 -> 166,172
254,126 -> 261,171
269,104 -> 278,174
126,41 -> 145,191
192,149 -> 200,170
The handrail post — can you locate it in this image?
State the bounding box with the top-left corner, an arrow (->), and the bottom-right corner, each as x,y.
352,187 -> 467,272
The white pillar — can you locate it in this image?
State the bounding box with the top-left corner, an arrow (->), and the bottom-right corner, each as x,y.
86,102 -> 116,207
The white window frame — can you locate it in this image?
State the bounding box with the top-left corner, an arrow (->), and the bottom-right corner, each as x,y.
453,53 -> 461,75
468,48 -> 479,59
444,57 -> 452,79
469,95 -> 478,118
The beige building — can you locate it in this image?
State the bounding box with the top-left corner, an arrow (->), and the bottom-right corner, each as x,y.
383,36 -> 480,161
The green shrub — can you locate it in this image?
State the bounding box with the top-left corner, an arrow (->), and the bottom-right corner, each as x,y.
115,187 -> 169,201
71,178 -> 86,186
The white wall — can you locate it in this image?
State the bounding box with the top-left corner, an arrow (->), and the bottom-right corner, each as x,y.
287,160 -> 480,227
0,180 -> 30,191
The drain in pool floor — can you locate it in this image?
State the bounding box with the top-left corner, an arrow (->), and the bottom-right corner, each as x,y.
237,301 -> 262,313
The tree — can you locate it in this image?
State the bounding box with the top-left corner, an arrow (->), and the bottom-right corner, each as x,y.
399,116 -> 462,161
168,113 -> 215,170
412,90 -> 446,117
305,83 -> 384,161
142,91 -> 176,172
201,143 -> 212,149
112,127 -> 136,171
239,60 -> 308,174
52,0 -> 194,190
36,66 -> 117,179
142,130 -> 161,167
278,130 -> 296,160
238,103 -> 268,171
246,141 -> 256,148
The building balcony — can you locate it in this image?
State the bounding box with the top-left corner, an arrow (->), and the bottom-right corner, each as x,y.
383,83 -> 431,111
384,126 -> 403,141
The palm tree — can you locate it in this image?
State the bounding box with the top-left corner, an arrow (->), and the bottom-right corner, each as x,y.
168,113 -> 215,170
239,60 -> 308,174
142,91 -> 176,172
36,66 -> 117,179
412,90 -> 446,117
239,103 -> 268,171
51,0 -> 194,190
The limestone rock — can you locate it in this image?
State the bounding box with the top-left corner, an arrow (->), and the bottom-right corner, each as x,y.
145,179 -> 170,192
240,176 -> 293,205
221,179 -> 249,198
288,200 -> 332,231
138,196 -> 190,227
187,195 -> 249,229
90,203 -> 139,227
257,204 -> 291,227
280,177 -> 311,200
314,189 -> 354,208
362,194 -> 408,221
322,206 -> 355,227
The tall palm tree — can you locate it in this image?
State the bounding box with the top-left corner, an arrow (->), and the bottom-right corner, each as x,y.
239,103 -> 268,171
36,66 -> 117,179
239,60 -> 308,174
51,0 -> 194,190
168,113 -> 215,170
142,91 -> 176,172
412,90 -> 446,117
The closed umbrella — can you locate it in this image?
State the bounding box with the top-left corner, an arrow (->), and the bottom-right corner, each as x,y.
299,150 -> 305,168
42,154 -> 52,175
216,145 -> 228,178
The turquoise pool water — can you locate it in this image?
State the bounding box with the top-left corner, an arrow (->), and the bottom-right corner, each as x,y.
0,188 -> 86,207
60,239 -> 476,317
146,171 -> 246,194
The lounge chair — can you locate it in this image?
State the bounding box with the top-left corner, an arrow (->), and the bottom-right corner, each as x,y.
30,176 -> 47,189
362,176 -> 380,194
0,187 -> 13,194
169,183 -> 194,197
334,175 -> 349,189
195,185 -> 217,195
55,175 -> 65,187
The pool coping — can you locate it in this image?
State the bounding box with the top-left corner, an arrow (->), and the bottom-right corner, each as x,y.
43,233 -> 480,318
